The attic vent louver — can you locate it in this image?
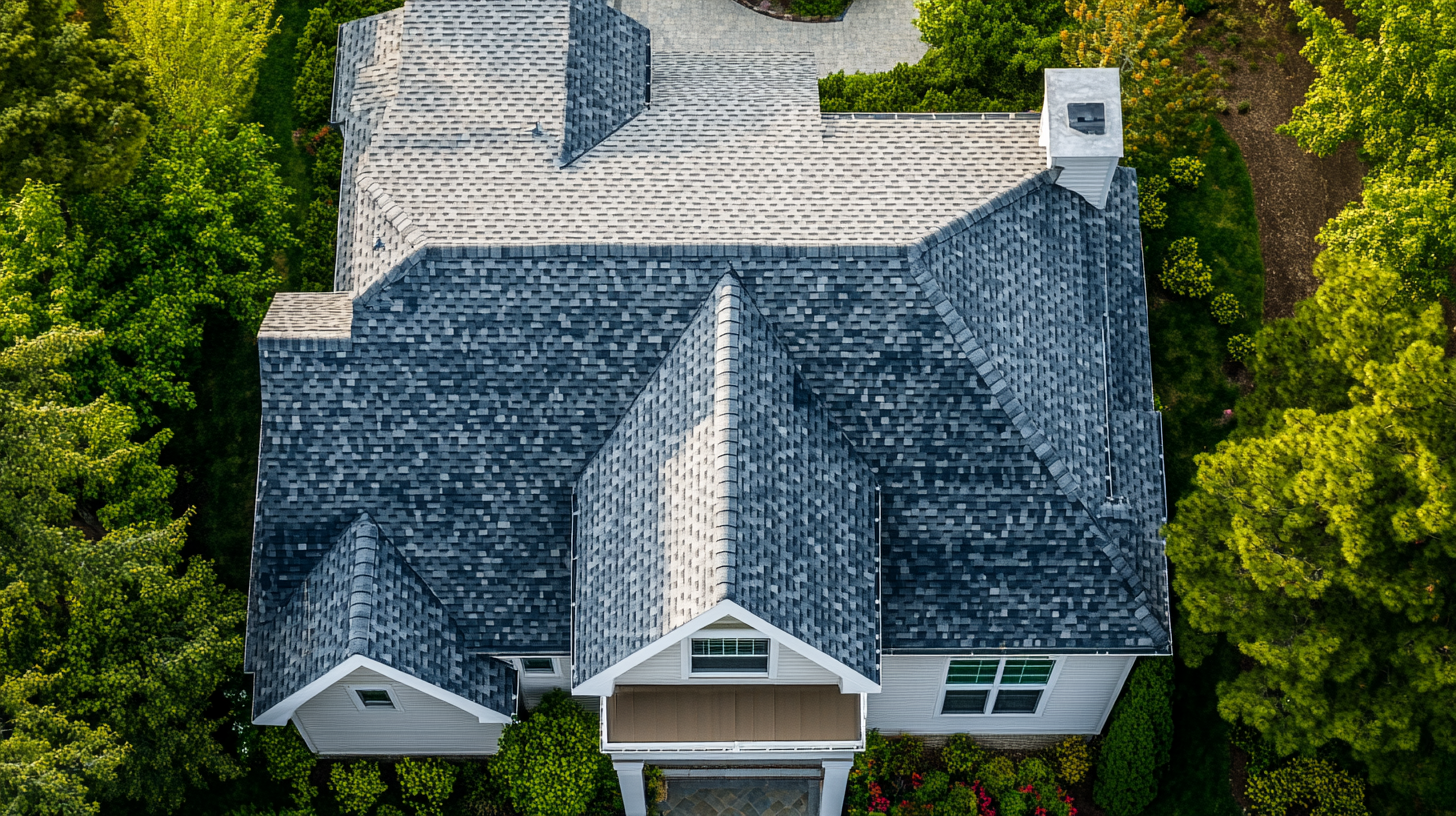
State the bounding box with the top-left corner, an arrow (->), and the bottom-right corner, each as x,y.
1067,102 -> 1105,135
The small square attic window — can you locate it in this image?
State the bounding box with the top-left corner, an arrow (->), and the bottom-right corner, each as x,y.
521,658 -> 557,674
1067,102 -> 1106,135
355,688 -> 396,708
691,638 -> 769,673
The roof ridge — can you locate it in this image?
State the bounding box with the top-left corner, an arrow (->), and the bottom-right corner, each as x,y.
710,275 -> 742,603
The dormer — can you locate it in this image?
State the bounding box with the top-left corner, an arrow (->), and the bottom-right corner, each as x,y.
1039,68 -> 1124,209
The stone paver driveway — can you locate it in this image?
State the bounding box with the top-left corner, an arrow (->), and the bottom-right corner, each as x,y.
615,0 -> 928,77
659,778 -> 822,816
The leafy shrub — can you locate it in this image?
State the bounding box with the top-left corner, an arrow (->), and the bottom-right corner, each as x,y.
940,782 -> 980,816
397,757 -> 456,816
1161,237 -> 1214,297
1169,156 -> 1206,187
260,724 -> 316,812
1094,659 -> 1174,816
1138,174 -> 1170,229
494,690 -> 616,816
1229,723 -> 1279,777
913,771 -> 950,804
644,764 -> 668,814
943,734 -> 988,780
1210,292 -> 1245,324
1246,758 -> 1368,816
980,755 -> 1018,801
1184,0 -> 1209,15
1227,333 -> 1255,362
884,735 -> 924,778
455,762 -> 514,816
330,761 -> 388,815
1051,736 -> 1091,785
789,0 -> 848,16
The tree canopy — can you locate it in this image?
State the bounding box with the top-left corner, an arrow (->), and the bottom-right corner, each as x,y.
819,0 -> 1065,112
0,121 -> 292,421
1060,0 -> 1221,162
1279,0 -> 1456,299
106,0 -> 279,122
1166,252 -> 1456,798
0,0 -> 152,196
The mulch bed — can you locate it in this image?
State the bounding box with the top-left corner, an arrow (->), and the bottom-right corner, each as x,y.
1192,0 -> 1366,319
728,0 -> 850,23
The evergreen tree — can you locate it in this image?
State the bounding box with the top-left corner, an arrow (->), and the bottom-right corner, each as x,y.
0,0 -> 152,196
1167,253 -> 1456,800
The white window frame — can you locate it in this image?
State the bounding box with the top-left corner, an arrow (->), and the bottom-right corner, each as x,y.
517,657 -> 561,677
344,684 -> 405,713
681,630 -> 778,679
932,656 -> 1063,717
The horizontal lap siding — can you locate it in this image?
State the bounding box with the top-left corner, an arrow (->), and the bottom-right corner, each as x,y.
293,668 -> 504,755
867,655 -> 1133,735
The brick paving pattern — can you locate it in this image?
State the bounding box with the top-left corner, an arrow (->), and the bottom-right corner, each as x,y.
660,778 -> 821,816
614,0 -> 927,77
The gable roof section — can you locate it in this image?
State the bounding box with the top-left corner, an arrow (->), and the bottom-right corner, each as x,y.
574,275 -> 879,685
248,514 -> 515,722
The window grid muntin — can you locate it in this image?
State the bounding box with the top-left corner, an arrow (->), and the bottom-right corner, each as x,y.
939,657 -> 1055,716
946,659 -> 1000,685
691,638 -> 769,656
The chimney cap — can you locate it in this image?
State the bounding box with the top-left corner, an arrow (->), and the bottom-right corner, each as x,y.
1040,68 -> 1124,159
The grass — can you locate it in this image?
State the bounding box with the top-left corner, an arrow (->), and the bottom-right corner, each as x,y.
1143,117 -> 1266,502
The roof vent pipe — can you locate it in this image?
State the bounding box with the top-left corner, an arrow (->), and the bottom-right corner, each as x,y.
1039,68 -> 1124,209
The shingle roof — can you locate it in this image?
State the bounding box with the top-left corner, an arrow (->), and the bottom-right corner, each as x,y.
244,0 -> 1171,706
331,0 -> 1046,296
575,275 -> 879,683
250,514 -> 515,719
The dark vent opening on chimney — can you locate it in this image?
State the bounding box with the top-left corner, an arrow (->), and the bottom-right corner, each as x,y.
1067,102 -> 1106,135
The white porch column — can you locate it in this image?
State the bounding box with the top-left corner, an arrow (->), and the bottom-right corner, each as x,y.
820,759 -> 854,816
614,760 -> 648,816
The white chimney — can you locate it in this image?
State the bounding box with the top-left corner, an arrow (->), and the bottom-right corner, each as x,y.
1039,68 -> 1124,209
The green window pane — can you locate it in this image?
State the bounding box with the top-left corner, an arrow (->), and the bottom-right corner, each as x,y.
999,659 -> 1054,685
946,659 -> 999,685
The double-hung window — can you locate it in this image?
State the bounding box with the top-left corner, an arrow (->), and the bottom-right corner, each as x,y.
939,657 -> 1056,715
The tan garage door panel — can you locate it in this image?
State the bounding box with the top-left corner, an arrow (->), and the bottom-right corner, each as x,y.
608,685 -> 858,743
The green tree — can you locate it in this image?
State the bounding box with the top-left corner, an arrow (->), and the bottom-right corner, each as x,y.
0,119 -> 292,421
0,0 -> 152,196
106,0 -> 280,123
494,691 -> 619,816
1060,0 -> 1222,161
820,0 -> 1065,112
0,316 -> 245,813
1279,0 -> 1456,298
1094,659 -> 1173,816
1166,253 -> 1456,800
293,0 -> 403,127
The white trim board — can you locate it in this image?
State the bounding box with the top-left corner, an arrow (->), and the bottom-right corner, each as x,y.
573,600 -> 880,696
254,655 -> 514,726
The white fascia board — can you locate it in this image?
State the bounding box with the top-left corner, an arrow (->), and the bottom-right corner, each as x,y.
254,655 -> 514,726
573,600 -> 881,696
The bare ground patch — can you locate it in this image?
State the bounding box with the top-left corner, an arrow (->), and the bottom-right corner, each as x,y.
1195,0 -> 1365,318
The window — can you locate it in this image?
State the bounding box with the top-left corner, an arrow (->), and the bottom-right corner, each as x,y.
1067,102 -> 1106,135
939,658 -> 1056,715
346,686 -> 400,711
691,638 -> 769,673
521,657 -> 557,674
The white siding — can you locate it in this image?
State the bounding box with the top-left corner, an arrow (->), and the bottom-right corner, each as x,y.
614,641 -> 841,686
867,655 -> 1134,736
292,668 -> 505,755
518,658 -> 570,709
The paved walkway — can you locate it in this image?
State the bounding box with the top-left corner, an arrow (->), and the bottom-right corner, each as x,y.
616,0 -> 928,77
658,778 -> 821,816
